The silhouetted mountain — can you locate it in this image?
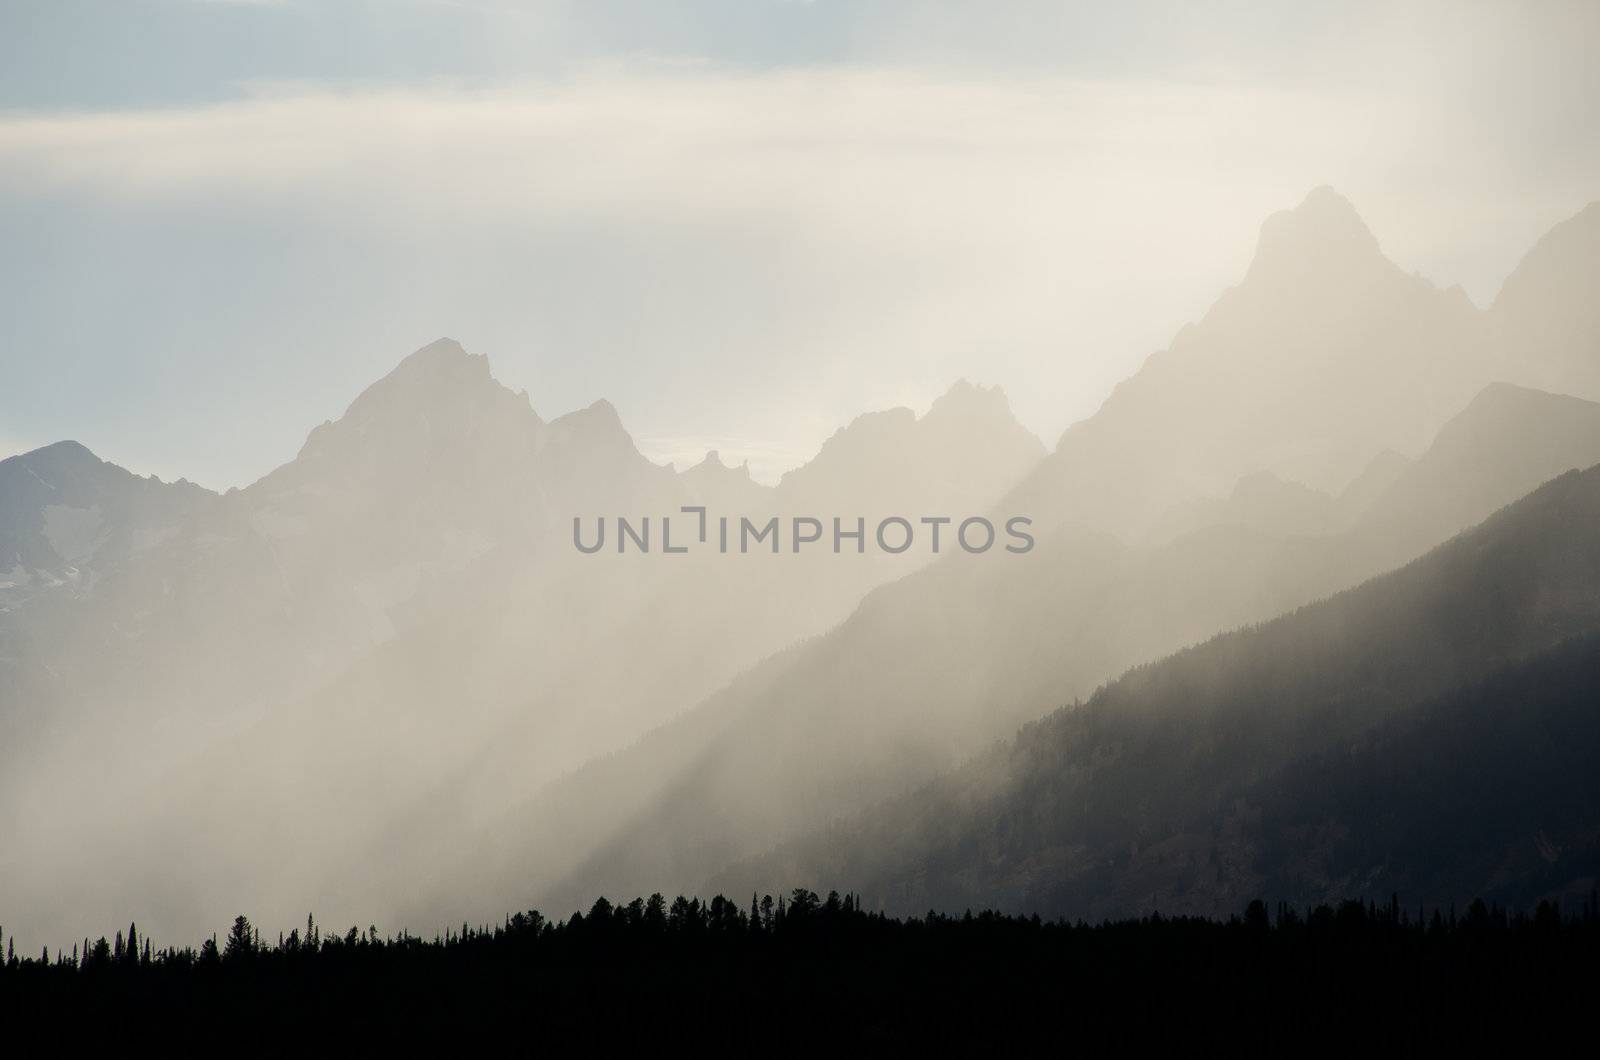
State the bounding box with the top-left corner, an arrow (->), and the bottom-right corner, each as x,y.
720,466 -> 1600,917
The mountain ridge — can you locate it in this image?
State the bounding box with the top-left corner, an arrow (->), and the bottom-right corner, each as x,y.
494,381 -> 1600,920
715,464 -> 1600,918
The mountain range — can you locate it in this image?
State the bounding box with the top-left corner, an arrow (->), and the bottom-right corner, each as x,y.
0,336 -> 1044,944
472,377 -> 1600,916
4,185 -> 1599,946
446,188 -> 1600,920
723,465 -> 1600,916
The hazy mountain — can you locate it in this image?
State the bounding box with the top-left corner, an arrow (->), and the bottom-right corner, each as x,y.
1345,383 -> 1600,571
725,466 -> 1600,917
1,339 -> 707,945
772,379 -> 1045,518
1333,448 -> 1413,523
10,189 -> 1599,946
0,338 -> 1046,946
475,210 -> 1600,914
677,380 -> 1044,521
0,440 -> 211,576
1491,201 -> 1600,402
1071,191 -> 1600,545
1008,186 -> 1494,540
680,450 -> 772,512
398,192 -> 1594,928
0,441 -> 213,728
1148,471 -> 1340,544
3,338 -> 1041,759
458,377 -> 1600,919
1,340 -> 674,752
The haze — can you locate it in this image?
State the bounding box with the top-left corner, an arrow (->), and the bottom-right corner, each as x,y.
3,1 -> 1600,958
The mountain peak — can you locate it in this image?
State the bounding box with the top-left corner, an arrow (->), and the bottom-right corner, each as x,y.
544,399 -> 632,451
927,378 -> 1015,421
386,336 -> 490,383
335,338 -> 501,427
290,338 -> 543,470
686,449 -> 754,477
579,398 -> 622,429
22,439 -> 100,465
1244,185 -> 1385,285
0,440 -> 111,486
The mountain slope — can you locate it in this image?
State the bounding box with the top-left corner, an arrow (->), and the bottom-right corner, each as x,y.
0,340 -> 1050,946
723,466 -> 1600,917
1353,382 -> 1600,562
471,191 -> 1600,917
0,440 -> 212,575
461,381 -> 1600,919
1006,186 -> 1493,539
1491,201 -> 1600,401
773,379 -> 1045,518
0,441 -> 214,728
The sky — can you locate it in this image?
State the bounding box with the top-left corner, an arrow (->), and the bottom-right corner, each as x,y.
2,1 -> 1597,487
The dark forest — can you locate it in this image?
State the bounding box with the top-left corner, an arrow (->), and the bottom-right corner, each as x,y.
4,889 -> 1598,1048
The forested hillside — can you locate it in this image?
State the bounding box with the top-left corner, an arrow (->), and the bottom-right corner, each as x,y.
718,465 -> 1600,917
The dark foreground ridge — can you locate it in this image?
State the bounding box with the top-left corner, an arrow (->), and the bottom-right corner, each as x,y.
5,891 -> 1600,1048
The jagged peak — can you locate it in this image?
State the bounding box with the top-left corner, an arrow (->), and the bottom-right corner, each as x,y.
927,378 -> 1015,420
289,338 -> 543,467
0,440 -> 213,496
684,449 -> 755,480
333,338 -> 506,430
544,399 -> 637,452
558,398 -> 622,429
1244,185 -> 1386,284
382,336 -> 490,384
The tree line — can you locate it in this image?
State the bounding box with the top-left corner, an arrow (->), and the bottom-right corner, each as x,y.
4,890 -> 1598,1048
